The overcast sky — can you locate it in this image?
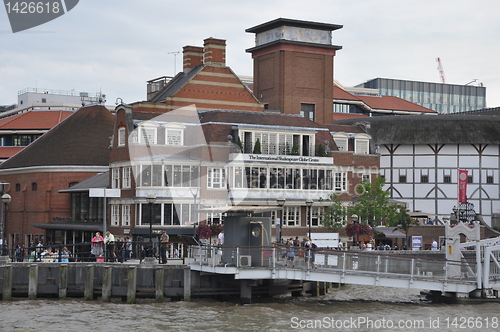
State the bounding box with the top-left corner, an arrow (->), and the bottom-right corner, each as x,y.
1,0 -> 499,108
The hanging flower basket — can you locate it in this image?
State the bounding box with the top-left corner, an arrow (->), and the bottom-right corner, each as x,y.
210,224 -> 223,236
196,224 -> 212,239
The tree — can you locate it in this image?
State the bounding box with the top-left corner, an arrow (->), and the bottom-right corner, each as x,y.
348,175 -> 399,226
385,206 -> 418,248
291,140 -> 299,155
253,138 -> 261,154
320,194 -> 347,231
236,136 -> 243,153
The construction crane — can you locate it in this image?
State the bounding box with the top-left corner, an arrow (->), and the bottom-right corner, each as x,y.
436,57 -> 446,83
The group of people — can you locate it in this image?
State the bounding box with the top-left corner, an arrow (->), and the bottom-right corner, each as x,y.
91,231 -> 133,262
281,236 -> 317,269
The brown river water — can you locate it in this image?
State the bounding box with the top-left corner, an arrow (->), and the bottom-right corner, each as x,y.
0,285 -> 498,332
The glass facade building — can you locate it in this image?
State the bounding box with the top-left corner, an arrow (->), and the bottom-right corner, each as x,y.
356,78 -> 486,114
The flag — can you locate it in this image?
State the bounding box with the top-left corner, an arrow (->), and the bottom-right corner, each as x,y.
458,169 -> 468,203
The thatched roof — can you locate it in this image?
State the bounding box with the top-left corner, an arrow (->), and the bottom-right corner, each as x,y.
335,114 -> 500,145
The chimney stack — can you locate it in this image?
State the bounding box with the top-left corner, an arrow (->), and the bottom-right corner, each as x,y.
203,38 -> 226,66
183,45 -> 204,72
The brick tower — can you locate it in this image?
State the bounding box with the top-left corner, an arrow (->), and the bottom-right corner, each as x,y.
246,18 -> 342,125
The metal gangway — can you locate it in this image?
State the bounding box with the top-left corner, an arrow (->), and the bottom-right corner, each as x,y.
188,240 -> 500,298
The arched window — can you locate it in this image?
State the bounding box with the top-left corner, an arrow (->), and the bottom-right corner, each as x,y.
32,182 -> 37,191
15,183 -> 20,192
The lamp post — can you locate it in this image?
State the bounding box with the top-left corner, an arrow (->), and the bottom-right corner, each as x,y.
277,197 -> 286,244
306,199 -> 313,240
1,193 -> 11,256
146,194 -> 156,257
190,187 -> 199,236
351,214 -> 359,247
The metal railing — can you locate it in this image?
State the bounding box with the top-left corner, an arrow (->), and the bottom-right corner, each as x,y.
189,244 -> 477,283
5,241 -> 186,264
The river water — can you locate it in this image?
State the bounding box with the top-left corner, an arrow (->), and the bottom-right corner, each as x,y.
0,285 -> 498,332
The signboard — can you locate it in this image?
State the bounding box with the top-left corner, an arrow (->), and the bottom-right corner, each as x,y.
412,236 -> 423,251
311,232 -> 339,249
89,188 -> 121,197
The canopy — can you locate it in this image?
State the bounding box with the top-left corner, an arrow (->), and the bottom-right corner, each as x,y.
408,211 -> 435,218
374,227 -> 406,238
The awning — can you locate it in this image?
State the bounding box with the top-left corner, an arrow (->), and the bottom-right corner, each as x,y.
374,227 -> 406,238
33,223 -> 103,231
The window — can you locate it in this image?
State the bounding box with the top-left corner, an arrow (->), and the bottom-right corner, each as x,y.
32,182 -> 37,191
354,138 -> 369,154
399,175 -> 407,183
334,172 -> 347,192
15,183 -> 20,191
166,130 -> 183,145
284,207 -> 300,226
444,175 -> 451,183
300,103 -> 315,121
164,123 -> 185,146
122,167 -> 131,189
468,175 -> 473,184
138,122 -> 158,144
309,207 -> 324,227
333,133 -> 349,151
122,205 -> 131,226
421,175 -> 429,183
207,168 -> 226,188
239,130 -> 315,157
111,205 -> 120,226
112,168 -> 120,189
118,127 -> 126,146
487,175 -> 494,184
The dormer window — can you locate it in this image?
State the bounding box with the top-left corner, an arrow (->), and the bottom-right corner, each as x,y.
354,134 -> 370,155
138,122 -> 158,145
332,132 -> 349,151
164,123 -> 185,146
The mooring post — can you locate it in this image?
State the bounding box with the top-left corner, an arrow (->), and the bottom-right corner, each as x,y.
28,264 -> 38,300
102,265 -> 112,302
2,265 -> 12,301
240,280 -> 252,305
127,266 -> 137,304
59,264 -> 68,299
183,266 -> 191,302
155,266 -> 164,303
84,265 -> 94,301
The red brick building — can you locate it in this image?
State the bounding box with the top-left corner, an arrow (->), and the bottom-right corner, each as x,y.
0,105 -> 114,247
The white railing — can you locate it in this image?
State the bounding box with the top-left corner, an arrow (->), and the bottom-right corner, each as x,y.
189,245 -> 476,283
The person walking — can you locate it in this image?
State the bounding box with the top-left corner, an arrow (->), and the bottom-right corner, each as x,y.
123,237 -> 132,262
284,240 -> 295,267
104,231 -> 116,262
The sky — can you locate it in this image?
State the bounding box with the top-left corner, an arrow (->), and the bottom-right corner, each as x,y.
1,0 -> 499,108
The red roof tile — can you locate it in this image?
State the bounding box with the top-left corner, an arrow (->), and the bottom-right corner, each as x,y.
0,110 -> 73,130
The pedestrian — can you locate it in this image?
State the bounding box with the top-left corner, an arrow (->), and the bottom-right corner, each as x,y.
61,247 -> 70,263
91,232 -> 104,258
160,230 -> 169,264
104,231 -> 116,262
123,237 -> 132,261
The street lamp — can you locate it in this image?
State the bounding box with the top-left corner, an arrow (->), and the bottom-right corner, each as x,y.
190,187 -> 199,236
306,199 -> 313,240
146,194 -> 156,257
277,197 -> 286,243
351,214 -> 359,247
1,193 -> 11,255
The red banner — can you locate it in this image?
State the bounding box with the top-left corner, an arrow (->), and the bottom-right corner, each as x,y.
458,169 -> 468,203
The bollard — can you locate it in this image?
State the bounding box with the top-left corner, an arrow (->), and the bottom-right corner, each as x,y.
2,265 -> 12,301
155,266 -> 164,303
102,265 -> 112,302
59,264 -> 68,299
28,264 -> 38,300
126,266 -> 137,304
183,266 -> 191,302
84,265 -> 94,301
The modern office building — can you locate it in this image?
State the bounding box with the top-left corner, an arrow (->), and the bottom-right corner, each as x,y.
355,78 -> 486,114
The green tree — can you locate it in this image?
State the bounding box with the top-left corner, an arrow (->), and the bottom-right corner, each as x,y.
253,138 -> 261,154
320,194 -> 347,231
236,136 -> 243,153
385,206 -> 418,248
291,141 -> 299,155
348,175 -> 399,226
